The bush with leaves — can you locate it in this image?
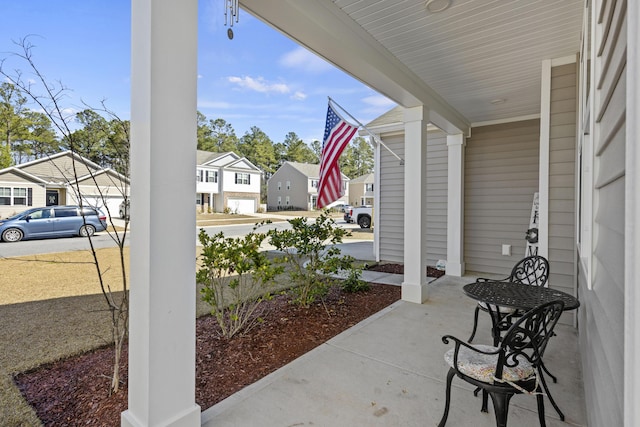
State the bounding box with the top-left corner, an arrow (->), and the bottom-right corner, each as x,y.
267,210 -> 367,307
197,229 -> 283,338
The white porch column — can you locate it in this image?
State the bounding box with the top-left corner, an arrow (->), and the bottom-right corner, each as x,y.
402,106 -> 429,303
446,134 -> 465,276
122,1 -> 200,426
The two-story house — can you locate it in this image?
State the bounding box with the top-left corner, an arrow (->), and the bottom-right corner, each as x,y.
267,161 -> 349,211
348,173 -> 374,207
196,150 -> 262,214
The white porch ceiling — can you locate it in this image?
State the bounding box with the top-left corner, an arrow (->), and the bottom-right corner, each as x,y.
241,0 -> 585,133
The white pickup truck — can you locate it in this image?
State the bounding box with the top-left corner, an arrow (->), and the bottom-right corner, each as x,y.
344,205 -> 372,228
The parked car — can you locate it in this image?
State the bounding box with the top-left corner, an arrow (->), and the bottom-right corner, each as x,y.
0,205 -> 107,243
324,200 -> 349,212
119,199 -> 130,220
344,205 -> 373,228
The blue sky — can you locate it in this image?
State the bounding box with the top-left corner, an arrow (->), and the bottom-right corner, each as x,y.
0,1 -> 396,145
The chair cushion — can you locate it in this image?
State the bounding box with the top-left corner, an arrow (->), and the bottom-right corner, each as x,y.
444,344 -> 535,384
478,301 -> 516,314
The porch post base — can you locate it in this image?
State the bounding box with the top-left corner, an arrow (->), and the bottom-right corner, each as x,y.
401,282 -> 429,303
121,405 -> 201,427
445,262 -> 465,277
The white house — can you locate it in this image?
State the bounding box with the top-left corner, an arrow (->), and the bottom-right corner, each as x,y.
266,161 -> 349,211
0,151 -> 128,220
125,2 -> 639,427
195,150 -> 262,214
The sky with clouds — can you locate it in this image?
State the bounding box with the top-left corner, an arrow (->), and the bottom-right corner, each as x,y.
1,0 -> 396,145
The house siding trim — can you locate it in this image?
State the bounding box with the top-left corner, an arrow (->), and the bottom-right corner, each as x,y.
578,1 -> 628,426
625,0 -> 640,424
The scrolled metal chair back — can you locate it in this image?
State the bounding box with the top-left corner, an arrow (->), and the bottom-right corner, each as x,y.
497,300 -> 564,378
509,255 -> 550,287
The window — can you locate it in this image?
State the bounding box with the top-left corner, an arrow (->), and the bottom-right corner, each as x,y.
311,179 -> 318,188
285,196 -> 290,205
196,170 -> 203,182
13,188 -> 27,205
29,208 -> 51,219
286,180 -> 291,190
0,187 -> 10,205
80,207 -> 100,217
0,187 -> 32,206
206,170 -> 218,183
365,183 -> 374,192
277,181 -> 282,190
235,173 -> 250,185
54,207 -> 78,217
277,196 -> 281,205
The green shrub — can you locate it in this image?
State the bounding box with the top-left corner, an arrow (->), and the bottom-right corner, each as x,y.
341,267 -> 370,293
267,210 -> 366,306
197,229 -> 283,338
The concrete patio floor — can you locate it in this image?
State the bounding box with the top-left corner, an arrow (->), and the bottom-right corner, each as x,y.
201,273 -> 586,427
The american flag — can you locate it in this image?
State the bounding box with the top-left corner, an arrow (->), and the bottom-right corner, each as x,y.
317,102 -> 358,208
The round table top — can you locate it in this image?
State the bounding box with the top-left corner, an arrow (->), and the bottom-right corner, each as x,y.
463,280 -> 580,311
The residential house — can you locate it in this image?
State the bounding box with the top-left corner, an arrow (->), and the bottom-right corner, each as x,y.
196,150 -> 262,214
347,173 -> 374,207
125,2 -> 639,427
266,161 -> 349,211
0,151 -> 128,220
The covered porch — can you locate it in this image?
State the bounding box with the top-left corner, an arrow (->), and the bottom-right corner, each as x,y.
123,1 -> 638,426
202,274 -> 586,426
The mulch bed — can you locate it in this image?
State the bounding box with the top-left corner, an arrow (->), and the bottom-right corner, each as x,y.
366,263 -> 446,278
14,283 -> 400,426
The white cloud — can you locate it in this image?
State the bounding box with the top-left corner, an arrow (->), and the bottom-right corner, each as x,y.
279,47 -> 333,73
291,91 -> 307,101
227,76 -> 290,94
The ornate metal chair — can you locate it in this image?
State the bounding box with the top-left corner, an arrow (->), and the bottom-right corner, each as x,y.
468,255 -> 550,343
438,300 -> 565,427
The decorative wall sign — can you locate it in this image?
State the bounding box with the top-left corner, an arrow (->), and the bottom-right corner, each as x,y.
526,192 -> 539,256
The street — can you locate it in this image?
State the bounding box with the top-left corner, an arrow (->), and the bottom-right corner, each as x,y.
0,217 -> 360,258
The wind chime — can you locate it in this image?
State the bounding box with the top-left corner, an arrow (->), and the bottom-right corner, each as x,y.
224,0 -> 239,39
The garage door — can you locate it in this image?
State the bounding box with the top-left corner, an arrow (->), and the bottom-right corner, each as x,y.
83,196 -> 124,219
228,198 -> 255,214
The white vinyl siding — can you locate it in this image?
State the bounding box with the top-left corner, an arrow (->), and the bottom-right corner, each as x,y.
377,130 -> 447,265
425,132 -> 448,266
548,63 -> 577,299
578,1 -> 626,425
464,120 -> 540,274
378,135 -> 405,262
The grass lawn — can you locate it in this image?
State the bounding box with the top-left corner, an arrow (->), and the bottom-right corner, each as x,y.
0,246 -> 216,426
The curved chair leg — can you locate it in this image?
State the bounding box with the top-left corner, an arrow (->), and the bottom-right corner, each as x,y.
488,392 -> 514,427
538,369 -> 565,421
540,359 -> 558,383
468,305 -> 480,342
438,369 -> 456,427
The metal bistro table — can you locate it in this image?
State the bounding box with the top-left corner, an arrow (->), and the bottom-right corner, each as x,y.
462,280 -> 580,421
463,280 -> 580,346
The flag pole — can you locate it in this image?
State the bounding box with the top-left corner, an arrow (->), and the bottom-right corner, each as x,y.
328,97 -> 405,165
